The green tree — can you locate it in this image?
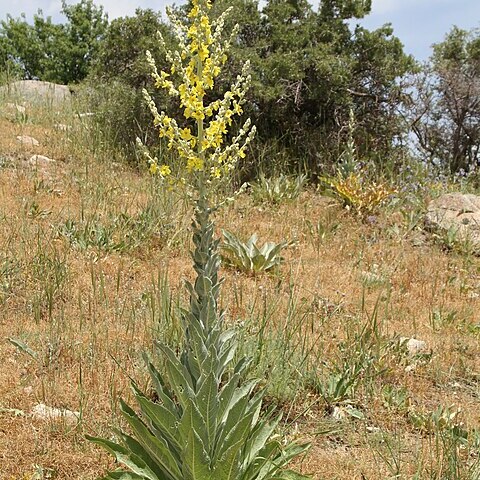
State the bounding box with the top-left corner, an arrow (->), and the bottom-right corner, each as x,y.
60,0 -> 108,83
409,26 -> 480,173
0,12 -> 53,79
244,0 -> 415,172
93,8 -> 170,88
84,9 -> 178,155
0,0 -> 107,83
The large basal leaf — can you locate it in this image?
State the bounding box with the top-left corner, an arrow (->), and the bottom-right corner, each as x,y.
179,401 -> 208,447
99,470 -> 146,480
86,436 -> 160,480
144,359 -> 181,417
155,342 -> 195,406
242,414 -> 282,469
215,406 -> 256,461
217,378 -> 258,427
242,439 -> 279,480
269,470 -> 312,480
255,443 -> 311,479
120,400 -> 183,479
134,389 -> 182,454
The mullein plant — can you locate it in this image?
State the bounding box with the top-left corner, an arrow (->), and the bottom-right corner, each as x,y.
87,0 -> 310,479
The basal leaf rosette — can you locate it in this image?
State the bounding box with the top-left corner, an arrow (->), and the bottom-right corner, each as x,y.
138,0 -> 256,186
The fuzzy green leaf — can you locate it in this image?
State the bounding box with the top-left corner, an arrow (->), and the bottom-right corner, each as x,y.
182,428 -> 212,480
134,390 -> 182,454
196,372 -> 219,447
86,435 -> 160,480
120,400 -> 182,479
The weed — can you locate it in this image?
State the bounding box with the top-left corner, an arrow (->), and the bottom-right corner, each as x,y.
304,210 -> 340,254
221,230 -> 291,274
30,245 -> 68,322
0,254 -> 22,302
381,384 -> 410,412
250,173 -> 307,205
320,173 -> 396,216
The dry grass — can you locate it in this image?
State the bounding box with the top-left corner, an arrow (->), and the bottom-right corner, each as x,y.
0,101 -> 479,480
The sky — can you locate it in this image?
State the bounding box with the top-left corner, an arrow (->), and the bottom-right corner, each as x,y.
0,0 -> 479,61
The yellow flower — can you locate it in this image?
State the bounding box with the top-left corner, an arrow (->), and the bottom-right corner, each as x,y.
188,5 -> 199,18
191,110 -> 205,121
180,127 -> 193,141
149,162 -> 159,174
159,165 -> 172,176
187,156 -> 204,172
188,25 -> 198,38
198,45 -> 209,61
211,167 -> 221,178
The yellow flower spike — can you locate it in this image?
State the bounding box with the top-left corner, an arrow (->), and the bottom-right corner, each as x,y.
143,0 -> 255,183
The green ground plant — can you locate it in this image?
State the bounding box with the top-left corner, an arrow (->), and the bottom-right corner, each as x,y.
88,0 -> 310,478
250,174 -> 307,205
319,110 -> 396,216
222,230 -> 290,274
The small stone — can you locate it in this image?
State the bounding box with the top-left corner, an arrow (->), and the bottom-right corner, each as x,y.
400,337 -> 428,355
31,403 -> 79,424
332,406 -> 347,420
23,386 -> 33,395
78,112 -> 95,118
29,154 -> 56,167
54,123 -> 71,131
16,135 -> 39,147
